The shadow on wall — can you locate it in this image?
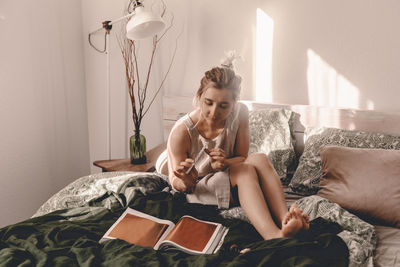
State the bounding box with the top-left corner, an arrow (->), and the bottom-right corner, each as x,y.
306,49 -> 375,111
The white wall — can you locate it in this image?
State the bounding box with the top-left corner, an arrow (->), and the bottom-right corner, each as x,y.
160,0 -> 400,112
84,0 -> 400,174
261,0 -> 400,111
0,0 -> 89,227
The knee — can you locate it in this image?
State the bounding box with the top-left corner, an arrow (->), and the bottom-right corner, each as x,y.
246,153 -> 274,170
230,163 -> 258,186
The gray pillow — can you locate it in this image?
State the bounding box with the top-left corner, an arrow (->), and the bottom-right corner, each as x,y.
289,127 -> 400,195
318,146 -> 400,228
249,108 -> 296,185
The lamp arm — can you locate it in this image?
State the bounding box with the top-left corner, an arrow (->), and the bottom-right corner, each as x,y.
108,12 -> 135,26
88,12 -> 135,53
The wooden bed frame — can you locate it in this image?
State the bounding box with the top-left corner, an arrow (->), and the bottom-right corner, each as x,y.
162,95 -> 400,156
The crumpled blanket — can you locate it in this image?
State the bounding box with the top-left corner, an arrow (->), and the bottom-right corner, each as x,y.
32,171 -> 373,266
221,195 -> 376,267
33,172 -> 170,217
1,172 -> 351,267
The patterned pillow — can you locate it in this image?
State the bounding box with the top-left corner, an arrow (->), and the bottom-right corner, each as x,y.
249,108 -> 297,185
289,127 -> 400,195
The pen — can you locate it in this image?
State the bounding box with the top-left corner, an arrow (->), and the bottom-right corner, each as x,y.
186,145 -> 207,175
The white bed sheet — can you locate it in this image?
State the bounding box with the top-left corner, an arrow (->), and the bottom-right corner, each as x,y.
370,225 -> 400,267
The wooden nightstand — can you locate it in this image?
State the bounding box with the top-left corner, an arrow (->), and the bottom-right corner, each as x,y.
93,142 -> 167,172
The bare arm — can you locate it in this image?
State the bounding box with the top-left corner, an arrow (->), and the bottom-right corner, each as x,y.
167,122 -> 198,192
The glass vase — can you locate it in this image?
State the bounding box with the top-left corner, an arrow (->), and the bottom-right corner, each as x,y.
130,131 -> 147,164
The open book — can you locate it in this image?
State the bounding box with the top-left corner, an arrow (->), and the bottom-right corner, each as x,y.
100,207 -> 229,255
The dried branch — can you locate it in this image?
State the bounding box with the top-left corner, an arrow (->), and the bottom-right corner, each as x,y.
143,26 -> 181,117
157,13 -> 174,42
117,1 -> 176,133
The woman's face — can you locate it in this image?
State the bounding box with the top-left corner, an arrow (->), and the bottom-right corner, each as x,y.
200,87 -> 235,125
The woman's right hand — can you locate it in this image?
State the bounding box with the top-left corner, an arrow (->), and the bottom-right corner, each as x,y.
173,158 -> 199,193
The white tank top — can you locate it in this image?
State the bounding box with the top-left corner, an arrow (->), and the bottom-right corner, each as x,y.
180,104 -> 241,177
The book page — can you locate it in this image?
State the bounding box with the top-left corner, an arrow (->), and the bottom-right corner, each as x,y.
108,213 -> 168,247
101,208 -> 175,248
158,215 -> 222,254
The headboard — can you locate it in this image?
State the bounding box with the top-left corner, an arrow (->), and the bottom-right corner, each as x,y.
162,95 -> 400,155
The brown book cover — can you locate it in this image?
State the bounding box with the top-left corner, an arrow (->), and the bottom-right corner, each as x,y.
100,208 -> 228,255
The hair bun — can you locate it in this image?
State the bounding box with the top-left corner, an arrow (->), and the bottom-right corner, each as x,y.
220,50 -> 242,70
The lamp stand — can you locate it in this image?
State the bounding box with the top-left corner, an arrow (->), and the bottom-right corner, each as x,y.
106,32 -> 111,160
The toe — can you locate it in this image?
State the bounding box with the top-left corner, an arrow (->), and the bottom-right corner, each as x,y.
289,203 -> 298,213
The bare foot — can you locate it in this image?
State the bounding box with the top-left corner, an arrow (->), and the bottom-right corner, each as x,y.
301,214 -> 310,231
289,203 -> 310,231
281,211 -> 303,237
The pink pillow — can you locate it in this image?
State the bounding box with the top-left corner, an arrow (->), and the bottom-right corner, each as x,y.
318,146 -> 400,228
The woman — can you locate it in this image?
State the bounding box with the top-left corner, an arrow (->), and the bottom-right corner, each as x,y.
167,64 -> 309,240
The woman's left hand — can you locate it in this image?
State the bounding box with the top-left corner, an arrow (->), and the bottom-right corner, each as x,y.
206,148 -> 227,171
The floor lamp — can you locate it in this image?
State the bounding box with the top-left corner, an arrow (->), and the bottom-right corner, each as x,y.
88,0 -> 165,160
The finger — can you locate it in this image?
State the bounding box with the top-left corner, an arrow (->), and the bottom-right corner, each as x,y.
173,170 -> 185,179
185,158 -> 194,164
217,162 -> 225,169
175,165 -> 185,172
185,163 -> 195,175
208,150 -> 225,157
187,167 -> 198,181
181,163 -> 193,173
294,207 -> 302,215
175,172 -> 196,185
210,147 -> 225,152
210,156 -> 225,161
213,148 -> 226,155
190,166 -> 198,178
218,149 -> 226,157
212,162 -> 223,170
289,203 -> 298,213
209,153 -> 226,159
180,161 -> 193,168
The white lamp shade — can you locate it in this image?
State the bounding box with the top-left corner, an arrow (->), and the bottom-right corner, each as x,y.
126,6 -> 166,40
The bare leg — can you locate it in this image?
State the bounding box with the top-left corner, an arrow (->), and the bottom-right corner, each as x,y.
230,163 -> 304,240
245,153 -> 288,226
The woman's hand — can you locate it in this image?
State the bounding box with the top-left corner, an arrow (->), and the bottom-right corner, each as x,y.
173,158 -> 199,193
206,148 -> 227,172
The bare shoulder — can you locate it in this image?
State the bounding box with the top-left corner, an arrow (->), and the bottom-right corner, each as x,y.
168,120 -> 190,152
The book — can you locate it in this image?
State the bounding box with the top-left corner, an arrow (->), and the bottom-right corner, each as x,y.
99,207 -> 229,255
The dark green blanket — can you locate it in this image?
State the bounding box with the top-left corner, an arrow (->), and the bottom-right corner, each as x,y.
0,185 -> 348,266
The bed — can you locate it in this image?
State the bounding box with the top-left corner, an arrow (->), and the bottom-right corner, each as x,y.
1,95 -> 400,267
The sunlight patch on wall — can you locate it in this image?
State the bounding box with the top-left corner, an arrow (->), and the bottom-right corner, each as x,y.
307,49 -> 360,109
256,8 -> 274,102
